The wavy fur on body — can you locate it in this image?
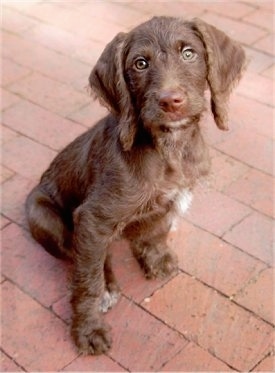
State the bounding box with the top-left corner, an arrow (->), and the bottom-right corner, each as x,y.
26,16 -> 246,355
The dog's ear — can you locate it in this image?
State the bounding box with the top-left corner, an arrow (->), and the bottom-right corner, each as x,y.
89,32 -> 136,151
191,18 -> 246,130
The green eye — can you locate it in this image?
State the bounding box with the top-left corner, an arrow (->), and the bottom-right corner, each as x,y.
182,47 -> 196,61
134,58 -> 149,70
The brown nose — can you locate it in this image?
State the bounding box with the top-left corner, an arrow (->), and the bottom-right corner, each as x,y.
158,91 -> 185,113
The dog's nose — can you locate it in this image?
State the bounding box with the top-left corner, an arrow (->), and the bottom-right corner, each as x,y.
158,91 -> 185,113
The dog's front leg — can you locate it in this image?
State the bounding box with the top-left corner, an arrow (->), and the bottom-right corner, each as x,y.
70,203 -> 113,355
125,212 -> 178,279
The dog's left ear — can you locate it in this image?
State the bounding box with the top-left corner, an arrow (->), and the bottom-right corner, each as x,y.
191,18 -> 247,130
89,32 -> 136,151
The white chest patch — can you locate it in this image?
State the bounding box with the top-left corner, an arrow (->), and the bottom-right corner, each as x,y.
174,189 -> 193,216
168,189 -> 193,232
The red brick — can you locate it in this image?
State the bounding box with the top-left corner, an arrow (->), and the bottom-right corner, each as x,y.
2,134 -> 56,179
224,212 -> 273,265
2,224 -> 71,307
105,296 -> 187,371
142,273 -> 274,371
3,1 -> 37,12
258,1 -> 274,11
229,94 -> 274,139
243,9 -> 273,31
0,350 -> 23,371
4,31 -> 90,84
0,165 -> 14,183
3,100 -> 86,151
3,33 -> 90,86
1,125 -> 19,144
79,2 -> 149,29
70,73 -> 90,94
253,34 -> 274,55
1,89 -> 20,111
236,71 -> 273,106
8,2 -> 75,29
54,11 -> 124,44
169,220 -> 266,297
130,2 -> 205,18
225,168 -> 274,218
262,63 -> 275,79
53,2 -> 86,10
2,31 -> 35,60
200,109 -> 234,146
161,342 -> 232,371
63,355 -> 125,372
68,102 -> 108,128
111,240 -> 172,303
52,294 -> 72,324
186,187 -> 251,236
202,90 -> 273,147
201,13 -> 266,45
216,128 -> 273,176
24,23 -> 104,65
8,73 -> 90,116
235,267 -> 274,325
1,281 -> 77,371
1,174 -> 35,226
254,354 -> 275,371
2,6 -> 39,33
204,2 -> 255,19
210,149 -> 249,192
2,58 -> 30,86
244,46 -> 275,74
0,214 -> 11,230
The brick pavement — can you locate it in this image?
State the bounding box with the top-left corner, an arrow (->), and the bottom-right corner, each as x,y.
1,1 -> 274,372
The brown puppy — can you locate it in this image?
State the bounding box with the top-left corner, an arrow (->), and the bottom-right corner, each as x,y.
26,16 -> 246,355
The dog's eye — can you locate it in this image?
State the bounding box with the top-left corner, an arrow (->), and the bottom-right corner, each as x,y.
181,47 -> 196,61
134,58 -> 149,70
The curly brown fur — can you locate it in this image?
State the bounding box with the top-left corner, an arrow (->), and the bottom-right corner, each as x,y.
26,16 -> 246,355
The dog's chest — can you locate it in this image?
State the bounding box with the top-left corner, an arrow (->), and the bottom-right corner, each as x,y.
161,159 -> 193,215
152,174 -> 193,217
141,151 -> 195,217
165,188 -> 193,216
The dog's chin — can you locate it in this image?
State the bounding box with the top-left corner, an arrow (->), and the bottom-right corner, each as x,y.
158,116 -> 196,133
143,112 -> 200,134
163,117 -> 190,128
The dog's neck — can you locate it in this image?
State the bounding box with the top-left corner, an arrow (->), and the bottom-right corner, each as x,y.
130,116 -> 211,188
151,117 -> 201,158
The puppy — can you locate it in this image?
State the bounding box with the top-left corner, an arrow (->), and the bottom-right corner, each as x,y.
26,16 -> 246,354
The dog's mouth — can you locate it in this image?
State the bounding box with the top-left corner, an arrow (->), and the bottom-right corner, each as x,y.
159,117 -> 195,132
164,117 -> 190,128
142,108 -> 201,134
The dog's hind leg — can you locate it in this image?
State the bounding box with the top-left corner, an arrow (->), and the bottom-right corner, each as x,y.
26,185 -> 73,260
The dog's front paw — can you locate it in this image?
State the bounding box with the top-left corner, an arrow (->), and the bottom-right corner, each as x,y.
72,321 -> 112,355
145,250 -> 178,279
99,289 -> 120,313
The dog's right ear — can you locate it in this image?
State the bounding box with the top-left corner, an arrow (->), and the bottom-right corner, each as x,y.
191,18 -> 247,131
89,33 -> 136,151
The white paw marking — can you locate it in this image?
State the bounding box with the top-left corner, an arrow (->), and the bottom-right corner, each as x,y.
99,290 -> 120,313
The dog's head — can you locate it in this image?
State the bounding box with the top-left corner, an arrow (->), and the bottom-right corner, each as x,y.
89,16 -> 246,151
